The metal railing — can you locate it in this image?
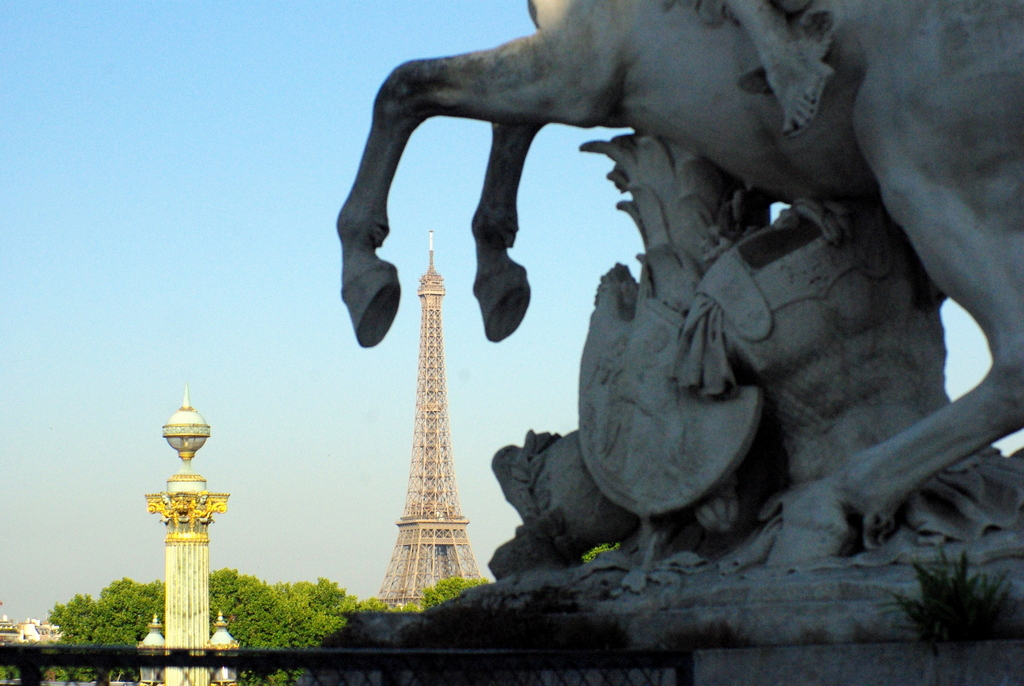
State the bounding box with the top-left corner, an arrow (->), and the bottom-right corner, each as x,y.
0,645 -> 694,686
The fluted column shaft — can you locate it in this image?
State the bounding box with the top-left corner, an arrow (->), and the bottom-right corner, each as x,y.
165,540 -> 210,686
147,491 -> 228,686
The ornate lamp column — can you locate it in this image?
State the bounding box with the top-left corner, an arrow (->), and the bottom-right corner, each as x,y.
208,614 -> 239,686
138,616 -> 166,686
146,385 -> 228,686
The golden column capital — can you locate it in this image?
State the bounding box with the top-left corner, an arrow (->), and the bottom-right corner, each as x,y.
146,492 -> 229,543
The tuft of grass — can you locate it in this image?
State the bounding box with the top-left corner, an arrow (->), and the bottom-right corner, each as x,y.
889,550 -> 1009,642
582,542 -> 621,563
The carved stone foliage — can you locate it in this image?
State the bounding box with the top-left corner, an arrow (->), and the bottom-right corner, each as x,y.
146,492 -> 229,541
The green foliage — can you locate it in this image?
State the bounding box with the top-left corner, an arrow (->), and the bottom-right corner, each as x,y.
420,577 -> 490,609
50,570 -> 391,650
351,596 -> 390,612
209,569 -> 364,648
50,577 -> 165,645
582,542 -> 620,563
48,572 -> 393,686
208,570 -> 366,686
45,577 -> 164,680
889,551 -> 1009,642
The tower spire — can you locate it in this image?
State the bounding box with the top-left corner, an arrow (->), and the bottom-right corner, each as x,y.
378,235 -> 481,607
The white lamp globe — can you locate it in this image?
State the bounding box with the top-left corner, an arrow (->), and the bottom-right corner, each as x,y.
162,383 -> 211,458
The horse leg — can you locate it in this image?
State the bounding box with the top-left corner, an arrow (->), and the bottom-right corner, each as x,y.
337,104 -> 416,348
768,188 -> 1024,562
338,20 -> 624,346
842,179 -> 1024,542
845,28 -> 1024,538
472,123 -> 542,342
769,60 -> 1024,563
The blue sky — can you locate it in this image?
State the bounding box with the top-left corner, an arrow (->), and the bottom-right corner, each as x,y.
0,2 -> 1014,621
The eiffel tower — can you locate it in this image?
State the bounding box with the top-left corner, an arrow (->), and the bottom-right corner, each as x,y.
378,232 -> 481,607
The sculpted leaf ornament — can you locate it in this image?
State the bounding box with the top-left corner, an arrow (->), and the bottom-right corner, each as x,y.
146,492 -> 230,538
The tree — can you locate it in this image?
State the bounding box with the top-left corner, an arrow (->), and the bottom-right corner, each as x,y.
47,572 -> 390,686
50,578 -> 164,645
47,578 -> 164,681
210,569 -> 368,647
51,570 -> 394,649
345,596 -> 419,612
420,577 -> 489,609
352,597 -> 389,612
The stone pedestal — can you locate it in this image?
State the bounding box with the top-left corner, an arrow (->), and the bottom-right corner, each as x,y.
693,640 -> 1024,686
337,558 -> 1024,651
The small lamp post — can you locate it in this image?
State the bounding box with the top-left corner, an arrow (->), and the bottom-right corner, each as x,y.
138,616 -> 165,686
208,614 -> 239,686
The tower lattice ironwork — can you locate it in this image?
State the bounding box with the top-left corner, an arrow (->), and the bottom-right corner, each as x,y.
378,233 -> 481,607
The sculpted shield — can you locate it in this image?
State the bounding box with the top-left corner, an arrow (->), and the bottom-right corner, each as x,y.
578,265 -> 762,519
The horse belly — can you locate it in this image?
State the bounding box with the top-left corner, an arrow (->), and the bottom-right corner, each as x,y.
854,0 -> 1024,202
621,13 -> 877,200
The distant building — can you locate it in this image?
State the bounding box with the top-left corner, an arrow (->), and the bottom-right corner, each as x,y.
0,616 -> 18,644
0,615 -> 60,644
19,618 -> 60,643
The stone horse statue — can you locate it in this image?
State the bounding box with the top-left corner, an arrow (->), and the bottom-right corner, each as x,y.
336,0 -> 1024,567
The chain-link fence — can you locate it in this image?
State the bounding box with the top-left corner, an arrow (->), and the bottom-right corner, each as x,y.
0,646 -> 693,686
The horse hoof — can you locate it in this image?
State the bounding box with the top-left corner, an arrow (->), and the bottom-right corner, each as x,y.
342,258 -> 401,347
474,258 -> 531,342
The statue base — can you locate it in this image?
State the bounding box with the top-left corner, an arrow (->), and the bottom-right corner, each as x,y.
333,557 -> 1024,650
693,640 -> 1024,685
